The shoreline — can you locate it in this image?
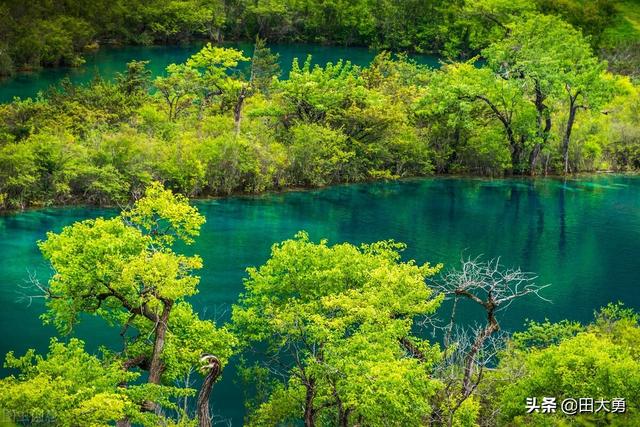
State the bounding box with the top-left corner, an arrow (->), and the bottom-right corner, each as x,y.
1,171 -> 637,216
0,39 -> 415,84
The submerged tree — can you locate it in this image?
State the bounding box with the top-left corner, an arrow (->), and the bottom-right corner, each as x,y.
0,183 -> 236,426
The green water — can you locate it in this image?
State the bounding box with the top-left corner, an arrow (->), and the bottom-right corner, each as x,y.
0,43 -> 439,103
1,176 -> 639,424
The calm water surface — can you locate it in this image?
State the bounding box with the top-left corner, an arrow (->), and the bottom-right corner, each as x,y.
0,43 -> 439,103
1,176 -> 639,424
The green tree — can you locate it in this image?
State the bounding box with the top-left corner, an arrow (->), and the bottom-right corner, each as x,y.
484,14 -> 613,173
116,60 -> 152,97
1,183 -> 237,425
489,304 -> 640,425
286,123 -> 353,186
186,43 -> 249,125
416,62 -> 531,174
154,64 -> 201,121
233,232 -> 444,426
0,338 -> 192,426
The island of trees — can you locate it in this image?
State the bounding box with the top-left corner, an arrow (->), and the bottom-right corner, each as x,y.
0,1 -> 639,210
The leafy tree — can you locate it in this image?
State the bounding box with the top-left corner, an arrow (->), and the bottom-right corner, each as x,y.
249,37 -> 281,95
535,0 -> 618,47
0,142 -> 38,209
185,39 -> 279,133
233,232 -> 444,426
154,64 -> 202,121
116,60 -> 152,97
484,14 -> 613,173
419,61 -> 534,173
286,123 -> 353,186
489,304 -> 640,425
278,57 -> 362,126
457,0 -> 535,53
4,183 -> 238,425
0,338 -> 192,427
186,43 -> 248,124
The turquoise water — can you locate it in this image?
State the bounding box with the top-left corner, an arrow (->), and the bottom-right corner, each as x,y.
0,43 -> 439,103
1,176 -> 639,424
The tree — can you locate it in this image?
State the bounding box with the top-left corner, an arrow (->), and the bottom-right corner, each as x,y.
186,43 -> 249,126
233,232 -> 444,427
490,303 -> 640,425
286,123 -> 353,186
5,183 -> 237,425
484,14 -> 613,174
416,62 -> 533,174
458,0 -> 535,53
116,60 -> 152,97
0,141 -> 38,209
432,258 -> 550,426
230,37 -> 280,135
248,37 -> 281,95
0,338 -> 191,426
154,64 -> 201,121
185,39 -> 279,134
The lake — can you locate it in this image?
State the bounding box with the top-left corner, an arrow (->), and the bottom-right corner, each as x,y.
0,42 -> 440,103
1,176 -> 639,424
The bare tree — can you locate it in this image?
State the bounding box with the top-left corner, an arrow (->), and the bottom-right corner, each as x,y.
431,257 -> 550,426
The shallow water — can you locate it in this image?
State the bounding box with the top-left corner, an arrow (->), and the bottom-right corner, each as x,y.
0,42 -> 439,103
1,175 -> 639,423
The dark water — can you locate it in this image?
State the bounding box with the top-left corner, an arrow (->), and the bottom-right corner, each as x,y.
1,176 -> 639,424
0,43 -> 439,103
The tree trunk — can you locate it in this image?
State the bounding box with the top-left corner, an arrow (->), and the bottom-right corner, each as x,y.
529,143 -> 541,175
509,130 -> 522,174
530,80 -> 552,175
303,378 -> 316,427
338,407 -> 350,427
461,306 -> 499,397
473,95 -> 520,174
148,301 -> 173,384
234,88 -> 247,136
197,359 -> 221,427
563,102 -> 578,175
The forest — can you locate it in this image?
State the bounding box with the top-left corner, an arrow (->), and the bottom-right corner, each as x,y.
0,0 -> 640,426
1,1 -> 640,209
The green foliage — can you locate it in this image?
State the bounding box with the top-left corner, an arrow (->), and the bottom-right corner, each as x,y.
0,338 -> 190,427
417,61 -> 534,173
489,304 -> 640,425
116,60 -> 152,96
154,64 -> 201,121
1,3 -> 639,416
0,0 -> 634,75
0,184 -> 237,425
535,0 -> 618,46
286,123 -> 352,186
233,232 -> 444,426
0,3 -> 637,207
